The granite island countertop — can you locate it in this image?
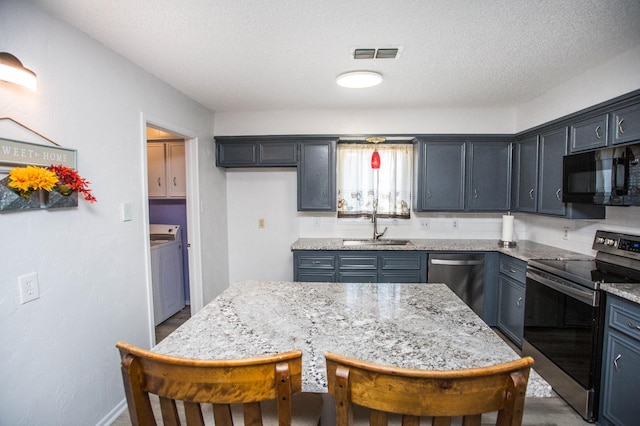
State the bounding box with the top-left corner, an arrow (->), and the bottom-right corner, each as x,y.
291,238 -> 591,263
153,280 -> 552,397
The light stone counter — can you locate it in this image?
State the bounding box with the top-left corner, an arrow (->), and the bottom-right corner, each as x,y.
601,283 -> 640,305
154,280 -> 551,397
291,238 -> 591,263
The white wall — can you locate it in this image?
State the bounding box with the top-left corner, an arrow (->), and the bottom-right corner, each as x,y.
220,43 -> 640,281
0,2 -> 226,425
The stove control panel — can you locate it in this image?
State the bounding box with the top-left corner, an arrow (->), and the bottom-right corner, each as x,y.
619,238 -> 640,253
593,230 -> 640,259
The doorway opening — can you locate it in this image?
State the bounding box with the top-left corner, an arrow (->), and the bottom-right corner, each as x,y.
146,125 -> 190,336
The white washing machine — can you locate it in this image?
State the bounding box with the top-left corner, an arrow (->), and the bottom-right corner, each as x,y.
150,224 -> 185,326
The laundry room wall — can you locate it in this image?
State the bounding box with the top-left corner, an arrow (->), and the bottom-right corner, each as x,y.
149,199 -> 190,301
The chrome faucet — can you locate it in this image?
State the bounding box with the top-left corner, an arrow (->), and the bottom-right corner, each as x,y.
372,206 -> 387,240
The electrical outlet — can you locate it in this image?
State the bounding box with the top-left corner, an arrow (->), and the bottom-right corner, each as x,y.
313,217 -> 321,228
452,220 -> 459,229
563,227 -> 569,240
19,272 -> 40,304
420,220 -> 430,229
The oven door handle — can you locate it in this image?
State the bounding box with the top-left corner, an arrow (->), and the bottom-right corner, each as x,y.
526,270 -> 598,306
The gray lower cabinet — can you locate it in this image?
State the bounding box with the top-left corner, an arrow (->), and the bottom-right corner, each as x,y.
496,255 -> 526,347
293,250 -> 427,283
599,295 -> 640,426
297,139 -> 337,211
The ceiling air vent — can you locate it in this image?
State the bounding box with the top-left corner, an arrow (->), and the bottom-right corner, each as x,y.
352,47 -> 401,60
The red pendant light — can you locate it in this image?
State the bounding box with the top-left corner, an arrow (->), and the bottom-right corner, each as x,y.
371,149 -> 380,169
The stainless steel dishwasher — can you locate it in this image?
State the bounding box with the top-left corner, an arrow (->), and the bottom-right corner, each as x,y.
428,253 -> 485,316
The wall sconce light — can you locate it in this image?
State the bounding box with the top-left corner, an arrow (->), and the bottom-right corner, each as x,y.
0,52 -> 37,91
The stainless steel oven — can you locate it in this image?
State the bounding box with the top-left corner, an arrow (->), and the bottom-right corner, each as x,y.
524,230 -> 640,422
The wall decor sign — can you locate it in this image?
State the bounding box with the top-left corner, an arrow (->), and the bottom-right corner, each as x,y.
0,137 -> 76,168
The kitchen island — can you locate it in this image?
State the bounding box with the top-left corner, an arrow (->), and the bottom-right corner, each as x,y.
153,280 -> 551,397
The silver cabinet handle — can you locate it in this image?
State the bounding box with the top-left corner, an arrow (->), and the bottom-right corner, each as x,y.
595,125 -> 602,139
614,354 -> 622,372
322,189 -> 327,198
473,189 -> 478,199
629,321 -> 640,331
427,189 -> 432,198
157,177 -> 161,186
556,188 -> 562,201
509,269 -> 517,273
311,260 -> 321,264
618,118 -> 625,134
173,177 -> 177,186
529,189 -> 534,199
516,297 -> 523,307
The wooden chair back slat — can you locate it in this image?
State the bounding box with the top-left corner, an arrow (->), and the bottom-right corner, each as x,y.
325,351 -> 534,426
117,342 -> 302,426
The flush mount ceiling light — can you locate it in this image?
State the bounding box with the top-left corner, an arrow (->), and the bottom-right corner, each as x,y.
0,52 -> 37,91
336,71 -> 382,89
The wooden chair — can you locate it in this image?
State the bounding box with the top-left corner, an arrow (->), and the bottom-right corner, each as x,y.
116,342 -> 322,426
325,351 -> 534,426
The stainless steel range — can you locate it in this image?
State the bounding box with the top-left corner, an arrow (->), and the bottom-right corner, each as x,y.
524,230 -> 640,422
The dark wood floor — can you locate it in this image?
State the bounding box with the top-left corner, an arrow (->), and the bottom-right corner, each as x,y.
155,305 -> 191,343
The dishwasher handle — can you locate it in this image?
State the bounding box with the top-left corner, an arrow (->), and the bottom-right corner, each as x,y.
430,259 -> 485,266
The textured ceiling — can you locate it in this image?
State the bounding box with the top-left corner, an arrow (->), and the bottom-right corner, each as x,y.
29,0 -> 640,112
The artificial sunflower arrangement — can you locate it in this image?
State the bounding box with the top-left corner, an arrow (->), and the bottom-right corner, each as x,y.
7,164 -> 97,203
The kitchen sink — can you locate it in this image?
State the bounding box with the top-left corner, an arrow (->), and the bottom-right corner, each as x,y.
342,239 -> 413,246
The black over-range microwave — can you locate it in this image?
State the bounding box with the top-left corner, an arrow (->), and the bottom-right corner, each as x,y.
563,143 -> 640,206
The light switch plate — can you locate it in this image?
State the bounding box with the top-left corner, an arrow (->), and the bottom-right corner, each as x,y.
19,272 -> 40,304
121,202 -> 132,221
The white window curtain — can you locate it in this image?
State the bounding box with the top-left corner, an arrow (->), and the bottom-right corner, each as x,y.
337,143 -> 412,218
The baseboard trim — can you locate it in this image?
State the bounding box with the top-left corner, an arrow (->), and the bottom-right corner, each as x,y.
96,398 -> 127,426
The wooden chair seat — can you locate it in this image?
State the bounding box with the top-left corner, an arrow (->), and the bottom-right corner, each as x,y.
116,342 -> 322,426
325,351 -> 534,426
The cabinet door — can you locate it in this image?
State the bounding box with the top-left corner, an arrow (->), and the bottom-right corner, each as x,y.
570,114 -> 608,152
259,141 -> 298,165
217,142 -> 257,167
515,136 -> 539,213
600,331 -> 640,426
297,140 -> 336,211
147,143 -> 166,197
293,252 -> 336,282
415,140 -> 465,211
537,128 -> 567,215
338,271 -> 378,283
610,102 -> 640,145
497,275 -> 525,347
167,142 -> 186,198
466,141 -> 511,211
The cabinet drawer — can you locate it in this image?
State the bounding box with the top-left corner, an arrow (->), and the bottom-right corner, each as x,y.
338,255 -> 377,270
608,296 -> 640,341
338,271 -> 378,283
380,253 -> 423,270
296,254 -> 335,269
570,114 -> 608,152
380,271 -> 423,283
499,256 -> 527,283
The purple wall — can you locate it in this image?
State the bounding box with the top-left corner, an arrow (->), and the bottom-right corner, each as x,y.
149,199 -> 190,301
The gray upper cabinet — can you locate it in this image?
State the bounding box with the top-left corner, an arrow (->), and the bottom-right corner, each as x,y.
466,141 -> 511,211
216,141 -> 257,167
297,139 -> 337,211
216,138 -> 298,167
537,128 -> 567,215
514,136 -> 539,213
610,102 -> 640,146
569,114 -> 608,152
413,140 -> 465,211
514,127 -> 605,219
